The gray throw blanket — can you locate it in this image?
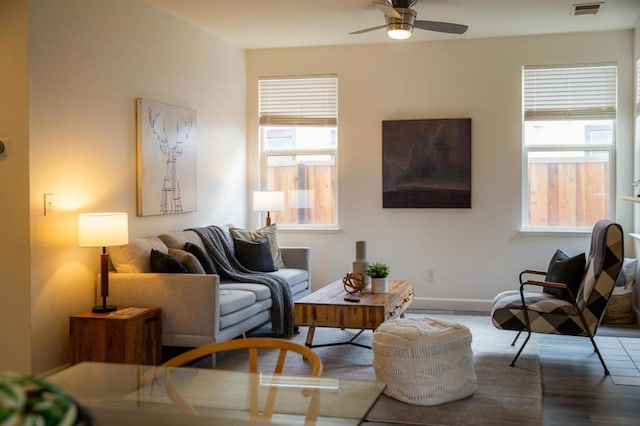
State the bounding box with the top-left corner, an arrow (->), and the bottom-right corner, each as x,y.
189,226 -> 295,337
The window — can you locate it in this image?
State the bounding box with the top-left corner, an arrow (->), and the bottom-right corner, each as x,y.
636,58 -> 640,117
259,76 -> 338,229
522,64 -> 617,230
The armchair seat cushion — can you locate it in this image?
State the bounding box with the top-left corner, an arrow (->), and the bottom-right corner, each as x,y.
493,290 -> 577,315
491,290 -> 587,336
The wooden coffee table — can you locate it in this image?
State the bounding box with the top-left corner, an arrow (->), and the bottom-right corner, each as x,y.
294,279 -> 414,348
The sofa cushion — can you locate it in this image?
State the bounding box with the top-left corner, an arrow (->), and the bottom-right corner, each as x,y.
233,237 -> 277,272
168,248 -> 205,274
290,281 -> 309,298
220,283 -> 272,301
159,230 -> 205,251
230,224 -> 285,268
110,237 -> 168,273
268,268 -> 308,287
150,249 -> 189,273
219,289 -> 257,316
184,242 -> 217,275
219,299 -> 272,330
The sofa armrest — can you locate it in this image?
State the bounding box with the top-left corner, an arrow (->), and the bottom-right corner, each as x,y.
103,273 -> 220,346
280,247 -> 310,272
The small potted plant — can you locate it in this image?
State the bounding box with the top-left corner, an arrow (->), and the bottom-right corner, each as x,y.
367,262 -> 390,293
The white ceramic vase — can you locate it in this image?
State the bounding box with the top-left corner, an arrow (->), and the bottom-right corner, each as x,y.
352,240 -> 371,290
371,277 -> 388,293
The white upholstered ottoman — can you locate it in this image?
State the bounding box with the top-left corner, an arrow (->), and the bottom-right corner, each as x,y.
372,317 -> 477,406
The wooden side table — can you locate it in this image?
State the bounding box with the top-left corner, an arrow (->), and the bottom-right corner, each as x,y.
69,306 -> 161,365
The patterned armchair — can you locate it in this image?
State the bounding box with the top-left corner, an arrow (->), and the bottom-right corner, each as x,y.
491,219 -> 624,375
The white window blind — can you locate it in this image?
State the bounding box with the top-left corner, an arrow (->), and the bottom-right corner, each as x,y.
636,59 -> 640,116
259,76 -> 337,126
524,64 -> 616,120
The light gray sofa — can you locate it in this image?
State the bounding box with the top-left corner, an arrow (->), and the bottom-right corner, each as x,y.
102,227 -> 310,349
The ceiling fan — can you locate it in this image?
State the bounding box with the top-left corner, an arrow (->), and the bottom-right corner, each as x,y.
350,0 -> 468,40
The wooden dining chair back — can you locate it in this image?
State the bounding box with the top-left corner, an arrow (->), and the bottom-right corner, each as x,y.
161,337 -> 323,423
162,337 -> 323,376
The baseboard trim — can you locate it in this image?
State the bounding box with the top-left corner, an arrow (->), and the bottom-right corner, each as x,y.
410,297 -> 493,313
39,363 -> 69,378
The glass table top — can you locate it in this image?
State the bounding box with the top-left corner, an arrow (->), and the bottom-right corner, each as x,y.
47,362 -> 386,425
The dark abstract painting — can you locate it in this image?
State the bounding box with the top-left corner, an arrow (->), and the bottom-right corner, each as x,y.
383,118 -> 471,208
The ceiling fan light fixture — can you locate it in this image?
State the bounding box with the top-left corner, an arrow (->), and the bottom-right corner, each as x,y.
388,27 -> 413,39
384,7 -> 415,39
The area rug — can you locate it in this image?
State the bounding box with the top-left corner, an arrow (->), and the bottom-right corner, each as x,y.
215,313 -> 542,426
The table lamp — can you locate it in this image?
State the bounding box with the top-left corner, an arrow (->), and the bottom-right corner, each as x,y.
78,212 -> 129,313
253,191 -> 284,226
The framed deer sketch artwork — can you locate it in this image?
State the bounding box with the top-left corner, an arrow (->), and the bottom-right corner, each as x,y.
136,98 -> 197,216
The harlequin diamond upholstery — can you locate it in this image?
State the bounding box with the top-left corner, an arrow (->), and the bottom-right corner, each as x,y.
491,219 -> 623,374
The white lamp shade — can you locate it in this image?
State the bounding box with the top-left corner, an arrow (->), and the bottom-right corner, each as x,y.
78,212 -> 129,247
253,191 -> 284,212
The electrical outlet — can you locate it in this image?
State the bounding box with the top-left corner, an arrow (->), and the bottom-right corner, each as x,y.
427,269 -> 436,282
44,193 -> 55,216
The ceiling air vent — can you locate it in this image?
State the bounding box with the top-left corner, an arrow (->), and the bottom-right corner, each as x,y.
571,2 -> 603,16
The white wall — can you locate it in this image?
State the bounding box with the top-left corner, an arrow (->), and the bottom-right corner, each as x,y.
0,0 -> 32,373
247,30 -> 635,310
26,0 -> 247,374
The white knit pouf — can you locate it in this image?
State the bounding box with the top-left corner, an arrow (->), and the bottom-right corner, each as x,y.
372,317 -> 477,406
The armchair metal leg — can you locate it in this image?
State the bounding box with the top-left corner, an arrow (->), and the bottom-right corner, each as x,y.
588,334 -> 609,375
510,331 -> 531,367
510,330 -> 522,346
573,303 -> 610,375
513,287 -> 533,367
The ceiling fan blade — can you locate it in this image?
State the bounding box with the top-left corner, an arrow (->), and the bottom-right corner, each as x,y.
414,20 -> 468,35
349,24 -> 388,35
372,1 -> 402,19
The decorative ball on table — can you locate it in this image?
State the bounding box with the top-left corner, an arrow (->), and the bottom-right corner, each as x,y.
343,272 -> 366,294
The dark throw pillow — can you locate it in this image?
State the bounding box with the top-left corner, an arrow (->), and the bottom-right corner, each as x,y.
233,236 -> 277,272
150,249 -> 189,273
184,242 -> 217,275
543,249 -> 586,301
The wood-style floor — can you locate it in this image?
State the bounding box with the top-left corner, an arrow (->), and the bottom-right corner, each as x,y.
168,311 -> 640,425
411,310 -> 640,425
539,323 -> 640,425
